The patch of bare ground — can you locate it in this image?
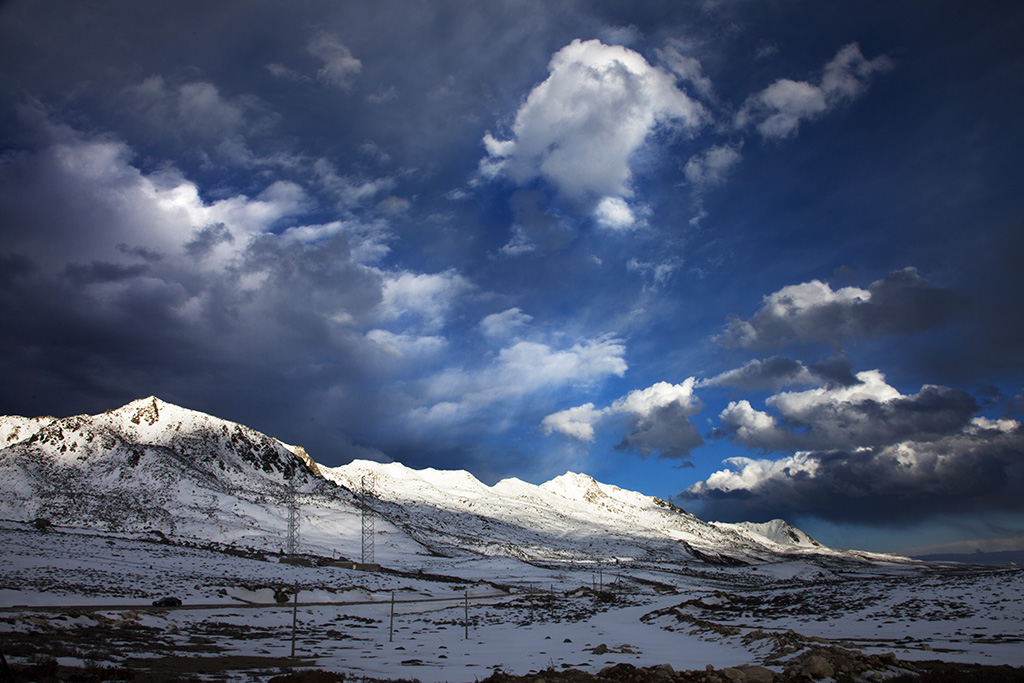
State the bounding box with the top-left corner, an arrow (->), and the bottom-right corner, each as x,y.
6,655 -> 1024,683
479,658 -> 1024,683
7,656 -> 318,682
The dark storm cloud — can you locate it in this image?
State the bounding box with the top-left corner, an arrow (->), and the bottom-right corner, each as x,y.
809,354 -> 861,388
117,244 -> 163,262
716,373 -> 977,452
64,261 -> 150,285
0,101 -> 392,460
684,419 -> 1024,524
185,223 -> 234,259
716,268 -> 966,350
0,253 -> 36,288
706,356 -> 814,391
614,400 -> 704,462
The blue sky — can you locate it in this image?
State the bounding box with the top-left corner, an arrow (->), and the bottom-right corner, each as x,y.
1,0 -> 1022,555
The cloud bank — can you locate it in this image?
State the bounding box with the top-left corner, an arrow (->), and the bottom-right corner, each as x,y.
685,416 -> 1024,523
716,268 -> 965,350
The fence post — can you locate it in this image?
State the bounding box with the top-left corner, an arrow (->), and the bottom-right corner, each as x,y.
291,583 -> 298,658
0,644 -> 13,683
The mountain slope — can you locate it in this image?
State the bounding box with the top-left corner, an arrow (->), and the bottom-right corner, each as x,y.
0,397 -> 907,572
322,460 -> 890,568
0,397 -> 364,552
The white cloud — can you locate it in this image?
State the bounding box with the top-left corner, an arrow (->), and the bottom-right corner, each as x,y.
686,415 -> 1024,523
266,62 -> 308,83
480,307 -> 533,340
496,339 -> 628,391
717,369 -> 978,452
738,43 -> 892,138
684,144 -> 742,188
411,337 -> 628,429
481,39 -> 706,202
705,356 -> 816,390
748,79 -> 828,138
768,369 -> 900,418
822,43 -> 893,101
123,76 -> 255,140
375,196 -> 411,214
307,32 -> 362,90
498,225 -> 537,256
719,400 -> 780,444
656,45 -> 715,99
542,378 -> 704,459
377,269 -> 474,332
312,157 -> 397,209
690,451 -> 821,495
12,128 -> 311,273
626,257 -> 680,288
611,378 -> 701,417
593,196 -> 637,230
365,329 -> 446,358
716,268 -> 963,350
541,403 -> 603,442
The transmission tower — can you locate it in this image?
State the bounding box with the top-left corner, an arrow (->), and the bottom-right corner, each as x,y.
285,477 -> 299,557
360,474 -> 376,564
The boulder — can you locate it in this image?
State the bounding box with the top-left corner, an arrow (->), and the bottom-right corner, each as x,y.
799,655 -> 834,680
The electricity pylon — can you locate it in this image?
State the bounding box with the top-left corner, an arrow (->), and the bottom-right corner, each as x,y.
285,477 -> 299,557
360,474 -> 376,564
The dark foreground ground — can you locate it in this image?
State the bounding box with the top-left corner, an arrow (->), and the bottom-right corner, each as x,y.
7,653 -> 1024,683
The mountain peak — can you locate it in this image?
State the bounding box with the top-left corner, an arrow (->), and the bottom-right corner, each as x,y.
716,519 -> 823,549
540,471 -> 605,501
114,395 -> 165,426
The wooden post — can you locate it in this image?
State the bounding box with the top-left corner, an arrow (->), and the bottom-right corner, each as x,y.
0,644 -> 13,683
464,590 -> 469,640
291,583 -> 298,658
389,590 -> 395,642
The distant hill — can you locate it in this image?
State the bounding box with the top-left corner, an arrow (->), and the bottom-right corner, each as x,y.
914,549 -> 1024,565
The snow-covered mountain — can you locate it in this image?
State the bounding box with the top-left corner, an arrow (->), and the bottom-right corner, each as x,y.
0,397 -> 363,551
0,397 -> 903,571
322,460 -> 901,570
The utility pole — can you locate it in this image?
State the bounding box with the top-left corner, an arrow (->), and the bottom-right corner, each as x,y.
290,583 -> 299,658
360,474 -> 376,565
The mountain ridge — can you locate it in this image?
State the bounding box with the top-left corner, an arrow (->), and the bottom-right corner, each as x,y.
0,396 -> 909,571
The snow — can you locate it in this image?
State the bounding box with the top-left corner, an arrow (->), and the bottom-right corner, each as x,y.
3,522 -> 1022,681
2,397 -> 1023,679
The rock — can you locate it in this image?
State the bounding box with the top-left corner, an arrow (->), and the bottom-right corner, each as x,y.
800,655 -> 834,680
734,665 -> 774,682
719,668 -> 747,682
590,644 -> 611,655
650,664 -> 674,675
598,663 -> 637,680
706,664 -> 715,672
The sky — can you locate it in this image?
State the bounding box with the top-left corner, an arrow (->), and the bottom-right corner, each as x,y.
1,0 -> 1022,556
